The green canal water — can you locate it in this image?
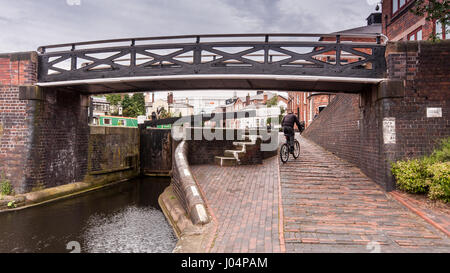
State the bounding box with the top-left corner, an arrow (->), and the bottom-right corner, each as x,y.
0,177 -> 177,253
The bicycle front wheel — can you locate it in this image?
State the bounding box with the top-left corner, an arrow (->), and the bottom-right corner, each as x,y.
293,140 -> 300,159
280,143 -> 289,163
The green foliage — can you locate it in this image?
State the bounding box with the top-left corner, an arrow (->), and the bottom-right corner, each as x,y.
0,172 -> 13,196
122,93 -> 145,118
7,201 -> 16,209
430,137 -> 450,162
158,107 -> 173,119
411,0 -> 449,42
427,162 -> 450,202
391,138 -> 450,202
105,94 -> 122,106
278,106 -> 286,125
266,96 -> 278,107
391,160 -> 430,193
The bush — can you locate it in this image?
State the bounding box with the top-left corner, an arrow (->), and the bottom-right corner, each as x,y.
427,162 -> 450,202
391,159 -> 429,193
430,137 -> 450,162
0,172 -> 13,196
391,138 -> 450,202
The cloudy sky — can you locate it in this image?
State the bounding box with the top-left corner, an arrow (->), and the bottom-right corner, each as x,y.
0,0 -> 380,99
0,0 -> 380,53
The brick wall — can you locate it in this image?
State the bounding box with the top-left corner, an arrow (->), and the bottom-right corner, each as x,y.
0,52 -> 37,193
24,88 -> 90,191
86,126 -> 139,184
303,40 -> 450,190
384,41 -> 450,159
382,0 -> 434,41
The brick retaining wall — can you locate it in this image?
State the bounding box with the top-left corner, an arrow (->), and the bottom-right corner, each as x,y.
303,41 -> 450,190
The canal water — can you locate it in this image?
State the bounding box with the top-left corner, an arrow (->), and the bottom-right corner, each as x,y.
0,177 -> 177,253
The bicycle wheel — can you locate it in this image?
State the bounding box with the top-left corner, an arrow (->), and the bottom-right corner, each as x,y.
280,143 -> 289,163
293,140 -> 300,159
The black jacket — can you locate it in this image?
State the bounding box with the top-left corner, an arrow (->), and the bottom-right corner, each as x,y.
282,113 -> 304,132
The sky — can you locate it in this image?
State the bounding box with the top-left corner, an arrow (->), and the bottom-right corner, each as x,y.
0,0 -> 380,99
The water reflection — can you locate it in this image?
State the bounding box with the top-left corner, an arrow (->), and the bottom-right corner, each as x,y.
0,177 -> 177,253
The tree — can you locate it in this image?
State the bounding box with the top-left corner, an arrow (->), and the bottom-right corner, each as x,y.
411,0 -> 449,41
105,94 -> 122,115
158,107 -> 173,119
105,94 -> 122,106
266,96 -> 278,108
278,106 -> 286,125
131,93 -> 146,117
121,93 -> 145,118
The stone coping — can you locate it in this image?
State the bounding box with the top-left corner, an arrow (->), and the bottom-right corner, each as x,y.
171,140 -> 211,225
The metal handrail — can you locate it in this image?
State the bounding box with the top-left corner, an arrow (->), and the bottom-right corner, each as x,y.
37,33 -> 388,53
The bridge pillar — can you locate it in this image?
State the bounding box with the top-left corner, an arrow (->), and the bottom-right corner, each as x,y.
0,52 -> 89,193
379,40 -> 449,190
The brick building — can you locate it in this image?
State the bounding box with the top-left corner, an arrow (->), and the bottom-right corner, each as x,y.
288,13 -> 382,127
382,0 -> 449,41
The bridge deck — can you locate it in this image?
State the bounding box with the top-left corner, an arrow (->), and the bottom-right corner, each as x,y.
36,74 -> 384,94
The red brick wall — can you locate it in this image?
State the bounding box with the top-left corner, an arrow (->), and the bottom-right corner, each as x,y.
384,41 -> 450,159
382,0 -> 435,41
0,52 -> 37,193
1,52 -> 91,193
25,88 -> 90,191
288,92 -> 335,127
303,40 -> 450,190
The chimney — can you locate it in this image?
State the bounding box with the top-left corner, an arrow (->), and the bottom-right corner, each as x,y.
167,92 -> 173,104
263,93 -> 268,104
366,12 -> 381,26
246,93 -> 250,105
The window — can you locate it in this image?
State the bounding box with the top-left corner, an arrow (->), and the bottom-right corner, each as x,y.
104,118 -> 111,125
436,20 -> 449,40
408,27 -> 423,41
393,0 -> 398,13
392,0 -> 411,15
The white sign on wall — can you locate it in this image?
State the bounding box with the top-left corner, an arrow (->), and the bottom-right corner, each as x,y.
427,107 -> 442,118
383,117 -> 396,144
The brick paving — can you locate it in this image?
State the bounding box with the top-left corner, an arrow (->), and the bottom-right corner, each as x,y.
280,136 -> 450,253
191,157 -> 282,253
391,191 -> 450,236
190,135 -> 450,253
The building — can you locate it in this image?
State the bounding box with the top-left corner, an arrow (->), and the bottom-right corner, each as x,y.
188,96 -> 228,115
144,92 -> 194,119
91,96 -> 110,116
382,0 -> 449,41
209,91 -> 287,129
288,13 -> 382,127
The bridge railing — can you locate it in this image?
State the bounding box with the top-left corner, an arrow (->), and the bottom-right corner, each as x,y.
37,33 -> 387,82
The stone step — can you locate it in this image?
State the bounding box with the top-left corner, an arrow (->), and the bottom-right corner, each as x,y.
233,141 -> 256,148
214,156 -> 238,167
224,150 -> 245,159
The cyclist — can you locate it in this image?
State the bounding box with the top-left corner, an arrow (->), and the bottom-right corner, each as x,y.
281,110 -> 304,153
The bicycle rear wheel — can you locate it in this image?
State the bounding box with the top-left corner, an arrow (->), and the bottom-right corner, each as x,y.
293,140 -> 300,159
280,143 -> 289,163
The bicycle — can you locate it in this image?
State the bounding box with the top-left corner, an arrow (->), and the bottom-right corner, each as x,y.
280,135 -> 300,163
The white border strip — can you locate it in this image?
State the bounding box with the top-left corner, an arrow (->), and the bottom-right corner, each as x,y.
37,74 -> 385,87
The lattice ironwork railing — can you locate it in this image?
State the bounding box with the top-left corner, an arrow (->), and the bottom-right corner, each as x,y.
37,33 -> 387,82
